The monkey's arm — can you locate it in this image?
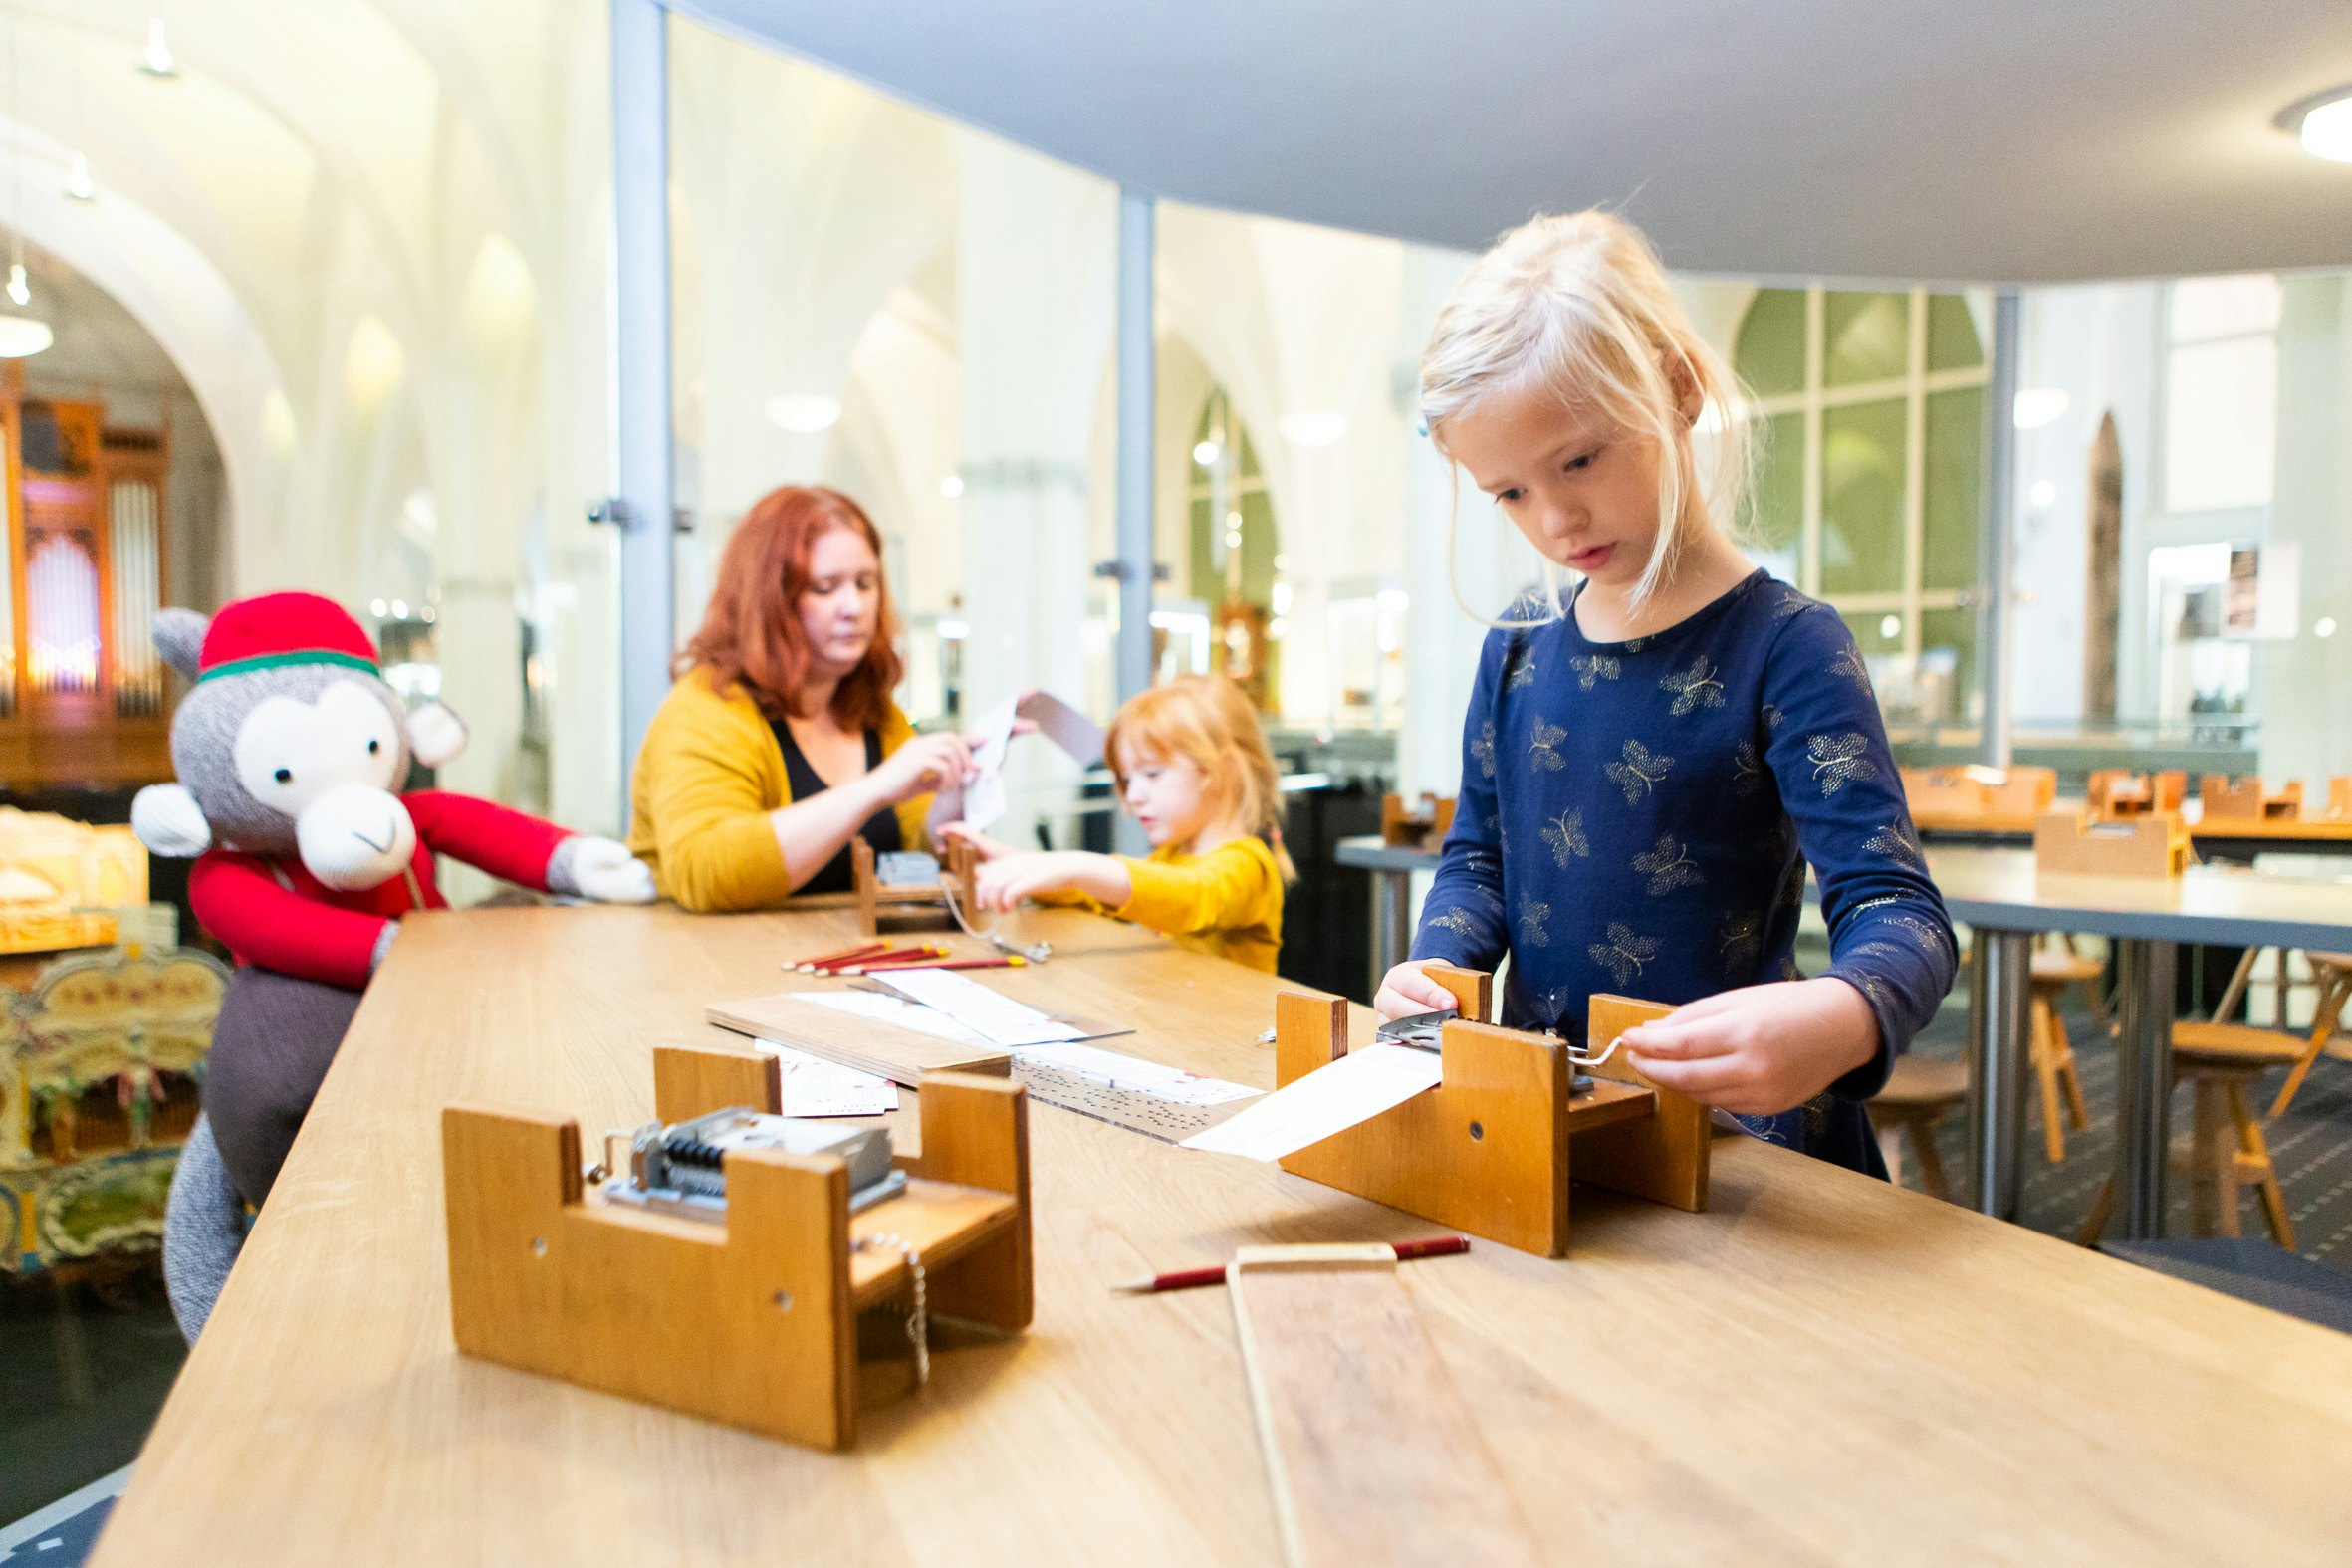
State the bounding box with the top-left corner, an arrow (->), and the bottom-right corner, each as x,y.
189,851 -> 391,990
401,789 -> 574,890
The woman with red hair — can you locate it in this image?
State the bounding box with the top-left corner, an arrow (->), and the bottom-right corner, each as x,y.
627,485 -> 973,911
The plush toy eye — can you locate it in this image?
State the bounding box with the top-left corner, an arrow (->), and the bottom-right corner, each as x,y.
274,768 -> 293,784
367,739 -> 380,755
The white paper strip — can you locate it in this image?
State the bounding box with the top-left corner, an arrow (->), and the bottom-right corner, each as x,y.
784,990 -> 993,1045
875,968 -> 1085,1048
753,1037 -> 901,1117
1179,1045 -> 1443,1162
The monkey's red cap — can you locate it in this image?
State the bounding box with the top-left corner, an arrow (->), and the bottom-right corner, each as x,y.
195,591 -> 381,684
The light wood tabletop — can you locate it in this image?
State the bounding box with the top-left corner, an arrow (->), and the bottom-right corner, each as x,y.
1926,844 -> 2352,949
1913,801 -> 2352,850
92,903 -> 2352,1565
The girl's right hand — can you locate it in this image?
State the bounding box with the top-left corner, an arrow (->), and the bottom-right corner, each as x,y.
1374,960 -> 1462,1023
873,732 -> 973,804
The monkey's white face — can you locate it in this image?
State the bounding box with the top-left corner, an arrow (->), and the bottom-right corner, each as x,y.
231,680 -> 415,890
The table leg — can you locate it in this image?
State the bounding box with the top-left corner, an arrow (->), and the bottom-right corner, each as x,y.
1370,868 -> 1412,1001
1965,928 -> 2031,1220
2110,937 -> 2178,1240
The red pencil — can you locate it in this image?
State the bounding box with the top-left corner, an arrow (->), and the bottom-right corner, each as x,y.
847,955 -> 1028,975
792,941 -> 888,973
1109,1235 -> 1471,1294
811,944 -> 944,974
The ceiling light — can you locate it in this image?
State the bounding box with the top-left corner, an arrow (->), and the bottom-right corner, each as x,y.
2292,89 -> 2352,163
938,475 -> 964,499
1879,614 -> 1902,640
137,18 -> 177,78
62,153 -> 95,202
1192,439 -> 1221,466
2318,616 -> 2338,640
0,316 -> 52,357
6,266 -> 27,309
370,599 -> 388,618
764,394 -> 839,433
391,600 -> 408,619
2011,388 -> 2069,429
2029,480 -> 2056,508
1279,410 -> 1348,447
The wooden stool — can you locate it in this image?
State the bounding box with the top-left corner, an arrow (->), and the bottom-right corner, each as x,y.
2169,1022 -> 2305,1246
2027,974 -> 2088,1163
1867,1056 -> 1967,1202
2032,942 -> 2111,1039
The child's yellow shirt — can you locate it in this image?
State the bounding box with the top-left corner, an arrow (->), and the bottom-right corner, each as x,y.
1100,836 -> 1284,974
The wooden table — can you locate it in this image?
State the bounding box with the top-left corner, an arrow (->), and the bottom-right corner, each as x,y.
92,904 -> 2352,1564
1929,847 -> 2352,1239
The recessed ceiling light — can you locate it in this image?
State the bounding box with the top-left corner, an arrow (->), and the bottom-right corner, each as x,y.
2282,86 -> 2352,163
0,316 -> 52,357
763,394 -> 840,433
6,265 -> 27,309
62,153 -> 95,202
2012,388 -> 2069,429
938,475 -> 964,499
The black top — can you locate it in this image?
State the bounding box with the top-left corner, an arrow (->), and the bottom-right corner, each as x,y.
772,720 -> 903,895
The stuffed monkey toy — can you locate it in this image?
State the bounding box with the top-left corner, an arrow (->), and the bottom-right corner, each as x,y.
134,590 -> 652,1210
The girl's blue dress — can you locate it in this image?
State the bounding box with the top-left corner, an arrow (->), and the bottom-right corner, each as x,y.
1410,568 -> 1958,1174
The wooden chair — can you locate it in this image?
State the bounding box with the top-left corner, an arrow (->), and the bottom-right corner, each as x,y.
2078,948 -> 2343,1247
2033,938 -> 2112,1038
2026,970 -> 2089,1163
1867,1056 -> 1967,1202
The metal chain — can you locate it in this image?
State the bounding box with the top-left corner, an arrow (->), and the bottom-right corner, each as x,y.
855,1232 -> 929,1386
939,876 -> 1052,964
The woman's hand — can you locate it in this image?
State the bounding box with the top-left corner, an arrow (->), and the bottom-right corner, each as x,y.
971,850 -> 1129,913
871,731 -> 973,805
1617,978 -> 1880,1116
1374,960 -> 1464,1023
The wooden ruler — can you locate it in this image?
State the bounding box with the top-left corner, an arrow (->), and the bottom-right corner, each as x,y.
1228,1243 -> 1543,1568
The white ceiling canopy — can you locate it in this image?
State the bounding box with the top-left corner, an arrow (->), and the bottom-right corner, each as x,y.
681,0 -> 2352,283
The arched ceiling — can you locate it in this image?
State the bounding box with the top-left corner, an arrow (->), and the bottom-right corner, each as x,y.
682,0 -> 2352,283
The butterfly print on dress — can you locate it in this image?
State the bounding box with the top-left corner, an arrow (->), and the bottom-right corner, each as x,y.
1604,739 -> 1674,803
1805,733 -> 1876,796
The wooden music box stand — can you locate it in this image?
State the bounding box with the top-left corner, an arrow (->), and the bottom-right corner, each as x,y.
2201,774 -> 2302,822
851,835 -> 980,938
2033,808 -> 2190,878
1270,965 -> 1707,1257
1379,791 -> 1456,850
442,1043 -> 1032,1451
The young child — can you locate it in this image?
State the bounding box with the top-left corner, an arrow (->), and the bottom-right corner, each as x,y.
948,674 -> 1292,973
1377,211 -> 1956,1174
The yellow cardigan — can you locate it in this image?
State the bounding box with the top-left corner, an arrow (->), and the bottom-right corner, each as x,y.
626,670 -> 932,912
1056,836 -> 1285,974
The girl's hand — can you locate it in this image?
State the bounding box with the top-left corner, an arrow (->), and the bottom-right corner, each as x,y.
972,850 -> 1099,913
940,822 -> 1022,861
1617,978 -> 1880,1117
1375,960 -> 1464,1023
872,732 -> 973,805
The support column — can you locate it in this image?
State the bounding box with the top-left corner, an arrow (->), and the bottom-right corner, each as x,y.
609,0 -> 676,809
2111,937 -> 2180,1240
957,139 -> 1114,847
1978,288 -> 2019,769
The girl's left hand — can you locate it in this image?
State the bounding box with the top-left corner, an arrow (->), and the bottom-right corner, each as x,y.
1617,978 -> 1879,1117
971,850 -> 1094,913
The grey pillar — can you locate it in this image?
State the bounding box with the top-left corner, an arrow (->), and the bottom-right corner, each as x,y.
2111,938 -> 2179,1240
1977,289 -> 2019,770
610,0 -> 676,810
1111,189 -> 1156,856
1964,928 -> 2032,1218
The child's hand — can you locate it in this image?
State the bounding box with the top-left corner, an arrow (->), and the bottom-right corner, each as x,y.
1617,978 -> 1880,1116
1375,961 -> 1463,1023
941,822 -> 1021,861
972,850 -> 1099,913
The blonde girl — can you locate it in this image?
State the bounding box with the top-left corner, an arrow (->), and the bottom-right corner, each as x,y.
948,674 -> 1292,974
1377,211 -> 1956,1174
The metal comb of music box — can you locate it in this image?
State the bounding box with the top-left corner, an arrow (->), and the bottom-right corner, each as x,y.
604,1107 -> 907,1222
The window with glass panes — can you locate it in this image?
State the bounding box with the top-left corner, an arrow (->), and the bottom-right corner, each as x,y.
1736,289 -> 1990,729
